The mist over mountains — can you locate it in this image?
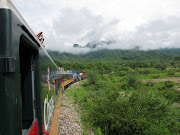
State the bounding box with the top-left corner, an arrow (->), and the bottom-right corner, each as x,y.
48,47 -> 180,62
73,41 -> 116,49
55,38 -> 180,55
48,40 -> 180,62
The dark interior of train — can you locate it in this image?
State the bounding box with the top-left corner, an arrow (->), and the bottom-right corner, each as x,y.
19,37 -> 36,131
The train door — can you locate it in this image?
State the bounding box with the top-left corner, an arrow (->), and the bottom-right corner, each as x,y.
19,37 -> 38,135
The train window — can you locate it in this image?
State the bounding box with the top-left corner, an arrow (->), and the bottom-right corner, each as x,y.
19,37 -> 37,134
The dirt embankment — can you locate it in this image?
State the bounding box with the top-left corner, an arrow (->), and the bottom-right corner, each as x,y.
142,77 -> 180,83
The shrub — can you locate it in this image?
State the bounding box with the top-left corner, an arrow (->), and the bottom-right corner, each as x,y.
167,69 -> 175,76
123,73 -> 140,89
145,80 -> 155,87
165,81 -> 174,88
162,90 -> 177,102
174,56 -> 180,61
118,66 -> 130,71
137,68 -> 152,74
151,74 -> 160,78
86,70 -> 99,85
86,90 -> 180,135
143,69 -> 151,74
116,71 -> 127,76
156,63 -> 166,71
94,79 -> 109,91
120,80 -> 129,90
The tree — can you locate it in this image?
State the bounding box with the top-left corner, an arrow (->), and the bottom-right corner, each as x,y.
86,70 -> 99,85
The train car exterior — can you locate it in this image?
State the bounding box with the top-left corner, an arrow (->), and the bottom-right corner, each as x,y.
0,0 -> 61,134
79,71 -> 86,80
61,70 -> 73,90
68,70 -> 80,82
39,49 -> 62,133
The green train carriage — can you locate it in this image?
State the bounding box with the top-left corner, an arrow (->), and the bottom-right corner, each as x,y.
0,0 -> 62,134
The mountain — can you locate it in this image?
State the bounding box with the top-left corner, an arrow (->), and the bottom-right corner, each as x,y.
73,41 -> 116,49
73,44 -> 83,48
84,41 -> 115,49
48,48 -> 180,62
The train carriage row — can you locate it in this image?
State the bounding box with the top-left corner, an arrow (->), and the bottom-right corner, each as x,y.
0,0 -> 85,135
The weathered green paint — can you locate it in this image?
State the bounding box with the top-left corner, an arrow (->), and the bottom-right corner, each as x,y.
0,8 -> 61,135
0,9 -> 15,135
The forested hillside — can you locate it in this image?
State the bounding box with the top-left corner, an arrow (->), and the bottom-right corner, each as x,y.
48,48 -> 180,62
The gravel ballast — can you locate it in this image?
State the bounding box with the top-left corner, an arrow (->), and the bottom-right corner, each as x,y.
57,92 -> 83,135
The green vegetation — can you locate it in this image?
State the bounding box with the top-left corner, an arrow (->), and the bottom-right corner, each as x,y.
49,48 -> 180,62
65,73 -> 180,134
64,64 -> 180,134
51,48 -> 180,134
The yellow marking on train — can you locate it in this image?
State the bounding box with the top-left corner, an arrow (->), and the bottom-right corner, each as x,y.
62,78 -> 74,87
49,89 -> 62,135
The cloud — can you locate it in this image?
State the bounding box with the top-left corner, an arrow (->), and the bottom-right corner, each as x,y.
11,0 -> 180,54
134,16 -> 180,49
53,8 -> 103,39
45,8 -> 120,53
77,16 -> 180,51
31,13 -> 180,53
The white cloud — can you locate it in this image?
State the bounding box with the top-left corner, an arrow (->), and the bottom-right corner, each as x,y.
11,0 -> 180,53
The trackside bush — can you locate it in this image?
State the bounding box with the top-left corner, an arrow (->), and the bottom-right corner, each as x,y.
85,91 -> 180,135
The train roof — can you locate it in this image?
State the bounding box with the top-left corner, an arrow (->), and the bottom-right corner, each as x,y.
60,71 -> 72,75
0,0 -> 58,69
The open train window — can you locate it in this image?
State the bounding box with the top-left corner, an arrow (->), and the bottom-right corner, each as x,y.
19,36 -> 38,134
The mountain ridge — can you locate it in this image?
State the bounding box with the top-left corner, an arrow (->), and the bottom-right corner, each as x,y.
48,48 -> 180,62
73,40 -> 116,49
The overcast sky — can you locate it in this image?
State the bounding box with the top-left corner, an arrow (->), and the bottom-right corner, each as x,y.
11,0 -> 180,53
